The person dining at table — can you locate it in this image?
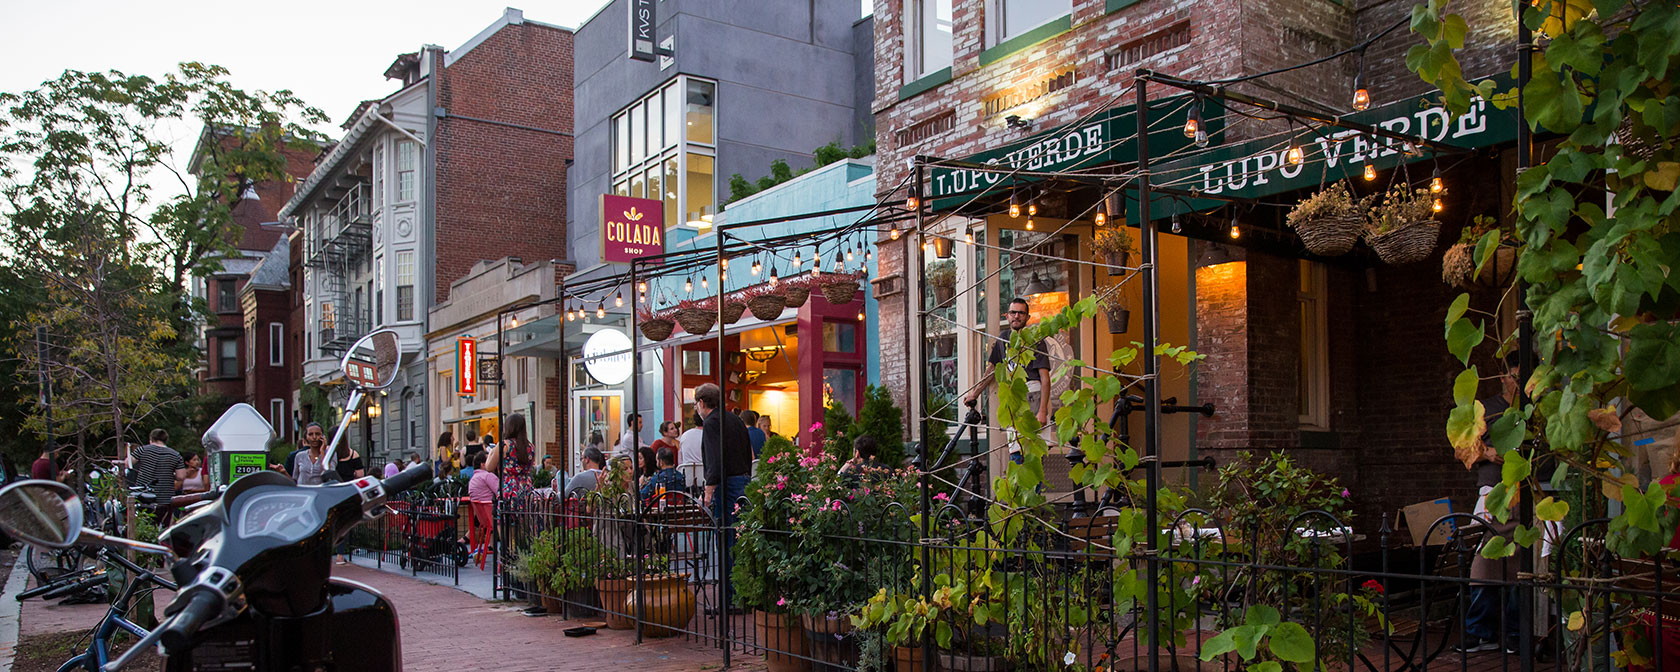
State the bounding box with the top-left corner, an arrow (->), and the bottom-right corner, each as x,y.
640,446 -> 685,500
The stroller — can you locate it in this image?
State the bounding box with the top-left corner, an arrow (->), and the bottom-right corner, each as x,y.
386,480 -> 469,569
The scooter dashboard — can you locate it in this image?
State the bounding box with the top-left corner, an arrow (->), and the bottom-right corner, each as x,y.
234,491 -> 320,542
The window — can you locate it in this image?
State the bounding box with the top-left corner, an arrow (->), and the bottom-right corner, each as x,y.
686,153 -> 714,227
909,0 -> 954,78
1297,260 -> 1329,427
218,338 -> 238,378
685,79 -> 715,145
217,278 -> 237,313
246,324 -> 255,371
997,0 -> 1068,42
438,372 -> 454,408
516,358 -> 529,396
396,251 -> 415,321
631,100 -> 646,164
372,142 -> 383,210
269,322 -> 284,366
270,399 -> 285,438
374,254 -> 384,326
396,140 -> 418,202
612,76 -> 717,238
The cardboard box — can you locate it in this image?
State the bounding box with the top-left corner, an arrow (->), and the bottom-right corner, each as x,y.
1400,498 -> 1455,547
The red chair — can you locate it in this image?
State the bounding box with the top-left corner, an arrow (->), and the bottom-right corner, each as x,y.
468,499 -> 494,570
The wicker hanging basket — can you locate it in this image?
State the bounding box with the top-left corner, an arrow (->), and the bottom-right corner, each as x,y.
1295,213 -> 1364,256
783,284 -> 811,309
746,294 -> 786,321
675,308 -> 716,335
1441,243 -> 1475,287
820,277 -> 861,305
639,316 -> 675,342
1365,220 -> 1441,265
721,299 -> 746,324
1443,242 -> 1517,288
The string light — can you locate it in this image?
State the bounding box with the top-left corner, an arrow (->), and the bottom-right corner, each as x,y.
701,275 -> 709,290
1229,222 -> 1241,239
1431,167 -> 1445,194
1183,102 -> 1201,139
1432,197 -> 1444,213
751,258 -> 762,276
1285,139 -> 1304,166
857,310 -> 865,321
865,247 -> 873,262
685,277 -> 693,293
1025,217 -> 1034,231
833,251 -> 845,273
720,257 -> 728,271
846,245 -> 855,262
793,251 -> 802,268
1171,212 -> 1182,234
889,224 -> 900,241
1008,189 -> 1020,218
1352,73 -> 1371,112
1027,200 -> 1037,217
963,227 -> 974,245
768,264 -> 779,287
637,281 -> 648,294
1363,164 -> 1377,181
906,181 -> 920,210
615,291 -> 624,307
596,302 -> 606,319
1094,210 -> 1106,226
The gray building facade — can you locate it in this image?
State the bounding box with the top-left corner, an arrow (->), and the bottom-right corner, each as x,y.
568,0 -> 875,270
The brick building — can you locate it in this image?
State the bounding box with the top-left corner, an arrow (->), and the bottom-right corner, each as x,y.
279,8 -> 574,465
869,0 -> 1522,526
188,128 -> 316,431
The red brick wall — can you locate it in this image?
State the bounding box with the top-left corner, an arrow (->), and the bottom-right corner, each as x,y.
434,22 -> 574,303
245,287 -> 294,439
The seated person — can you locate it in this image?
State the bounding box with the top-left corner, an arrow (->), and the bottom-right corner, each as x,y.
467,452 -> 499,503
564,447 -> 606,499
640,446 -> 686,500
838,435 -> 882,477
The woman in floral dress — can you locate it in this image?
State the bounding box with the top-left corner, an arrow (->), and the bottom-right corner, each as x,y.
488,413 -> 537,499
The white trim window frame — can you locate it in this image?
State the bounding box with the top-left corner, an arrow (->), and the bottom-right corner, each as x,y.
270,399 -> 285,438
611,75 -> 716,232
905,0 -> 954,80
987,0 -> 1070,46
396,140 -> 418,203
269,322 -> 284,367
1297,260 -> 1330,428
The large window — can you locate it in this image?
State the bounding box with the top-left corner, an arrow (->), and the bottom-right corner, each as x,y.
993,0 -> 1069,44
1298,260 -> 1329,428
396,251 -> 415,322
612,76 -> 716,234
396,140 -> 418,203
374,254 -> 384,326
218,338 -> 238,378
269,322 -> 284,366
372,142 -> 383,210
270,399 -> 285,438
908,0 -> 954,78
216,278 -> 237,313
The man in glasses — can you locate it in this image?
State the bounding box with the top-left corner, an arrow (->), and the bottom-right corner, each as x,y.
962,297 -> 1052,464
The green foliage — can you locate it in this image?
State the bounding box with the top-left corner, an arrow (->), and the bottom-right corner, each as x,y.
822,401 -> 857,461
855,384 -> 908,468
1411,0 -> 1680,561
721,140 -> 876,207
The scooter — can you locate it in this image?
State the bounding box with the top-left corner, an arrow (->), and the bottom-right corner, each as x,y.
0,329 -> 424,672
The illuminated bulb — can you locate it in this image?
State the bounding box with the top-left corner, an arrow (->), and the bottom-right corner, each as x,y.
1229,222 -> 1240,239
889,225 -> 900,241
865,248 -> 873,262
1363,164 -> 1377,181
1028,202 -> 1038,217
1025,218 -> 1034,231
1094,210 -> 1106,226
1431,168 -> 1445,194
834,252 -> 844,272
857,310 -> 865,320
685,277 -> 693,292
1008,191 -> 1020,218
1171,213 -> 1182,234
1432,197 -> 1444,213
596,303 -> 606,319
846,247 -> 855,262
720,257 -> 728,270
751,259 -> 761,276
768,267 -> 779,286
701,275 -> 709,290
1184,103 -> 1202,139
637,281 -> 647,294
639,292 -> 647,303
1286,142 -> 1304,166
615,292 -> 624,307
963,228 -> 974,245
793,251 -> 802,268
1352,73 -> 1370,112
906,194 -> 919,210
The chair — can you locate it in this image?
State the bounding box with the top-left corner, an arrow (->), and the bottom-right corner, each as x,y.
677,463 -> 705,492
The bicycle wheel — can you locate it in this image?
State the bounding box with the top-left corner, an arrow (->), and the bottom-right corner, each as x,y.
24,544 -> 72,584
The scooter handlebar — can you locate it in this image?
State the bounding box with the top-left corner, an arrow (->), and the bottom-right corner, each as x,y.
159,590 -> 221,654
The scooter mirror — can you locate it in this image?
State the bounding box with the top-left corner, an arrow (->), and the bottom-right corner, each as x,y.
0,480 -> 83,549
340,329 -> 403,391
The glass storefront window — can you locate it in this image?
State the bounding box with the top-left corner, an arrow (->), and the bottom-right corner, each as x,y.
822,322 -> 857,353
614,180 -> 629,197
630,171 -> 645,199
682,350 -> 711,376
614,114 -> 629,174
664,88 -> 680,150
646,166 -> 661,210
824,368 -> 859,416
663,156 -> 679,227
686,153 -> 714,225
686,79 -> 715,145
630,102 -> 645,164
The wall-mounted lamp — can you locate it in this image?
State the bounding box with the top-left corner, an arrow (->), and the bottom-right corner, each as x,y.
1005,115 -> 1034,131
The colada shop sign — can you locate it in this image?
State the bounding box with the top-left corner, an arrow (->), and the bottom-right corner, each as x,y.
601,194 -> 664,264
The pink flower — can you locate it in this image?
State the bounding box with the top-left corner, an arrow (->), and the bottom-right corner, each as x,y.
788,517 -> 798,524
933,492 -> 949,502
799,457 -> 820,468
1341,488 -> 1351,498
777,597 -> 787,606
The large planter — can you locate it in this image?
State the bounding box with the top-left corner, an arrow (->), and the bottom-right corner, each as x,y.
596,578 -> 634,630
1364,220 -> 1441,265
639,317 -> 674,342
540,593 -> 565,616
563,586 -> 600,619
784,285 -> 812,309
747,294 -> 787,321
940,651 -> 1013,671
756,610 -> 812,672
1104,249 -> 1131,276
1442,242 -> 1516,288
892,645 -> 924,672
1294,213 -> 1363,256
820,278 -> 861,306
676,308 -> 716,335
803,613 -> 858,672
722,300 -> 747,324
629,573 -> 695,638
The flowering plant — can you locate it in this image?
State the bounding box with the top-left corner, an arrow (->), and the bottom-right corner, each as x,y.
731,435 -> 815,613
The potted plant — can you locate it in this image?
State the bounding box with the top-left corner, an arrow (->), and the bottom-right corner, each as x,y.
1094,284 -> 1129,335
548,528 -> 607,618
742,284 -> 788,321
638,305 -> 674,342
733,435 -> 815,671
674,297 -> 717,335
782,274 -> 813,309
1091,226 -> 1135,276
816,270 -> 865,306
927,261 -> 957,305
1363,185 -> 1440,265
1441,215 -> 1514,288
854,590 -> 944,672
1287,183 -> 1366,256
721,293 -> 747,324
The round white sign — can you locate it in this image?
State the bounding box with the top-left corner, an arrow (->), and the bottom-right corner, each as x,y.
581,328 -> 634,385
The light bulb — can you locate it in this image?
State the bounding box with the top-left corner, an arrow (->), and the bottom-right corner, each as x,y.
857,310 -> 865,320
1094,211 -> 1106,226
906,194 -> 919,210
1432,197 -> 1444,213
1184,103 -> 1202,140
720,257 -> 728,270
1008,191 -> 1020,218
751,260 -> 761,276
865,249 -> 873,262
1025,218 -> 1034,231
685,277 -> 693,292
637,281 -> 648,293
701,275 -> 709,290
639,291 -> 647,303
597,303 -> 606,319
1229,222 -> 1240,239
890,225 -> 900,241
615,292 -> 624,307
1431,168 -> 1445,193
963,228 -> 973,245
1028,202 -> 1038,217
793,251 -> 802,268
1363,164 -> 1377,181
846,247 -> 855,262
769,267 -> 779,286
1352,73 -> 1370,112
1171,213 -> 1182,234
1286,142 -> 1304,166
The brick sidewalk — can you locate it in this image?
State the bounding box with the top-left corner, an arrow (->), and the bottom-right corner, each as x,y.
334,564 -> 759,671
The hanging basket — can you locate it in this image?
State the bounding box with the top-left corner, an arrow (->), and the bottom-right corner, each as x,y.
820,278 -> 861,305
1443,242 -> 1517,289
1365,220 -> 1441,265
1295,213 -> 1364,256
639,316 -> 675,342
721,299 -> 746,324
675,308 -> 716,335
747,294 -> 787,321
1104,250 -> 1131,276
783,285 -> 811,309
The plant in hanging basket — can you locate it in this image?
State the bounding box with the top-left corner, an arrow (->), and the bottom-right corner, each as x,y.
740,284 -> 788,321
817,271 -> 864,306
926,260 -> 956,306
1091,226 -> 1135,274
780,274 -> 813,309
637,306 -> 675,342
720,293 -> 747,324
1441,215 -> 1515,288
674,298 -> 717,335
1093,283 -> 1130,335
1286,183 -> 1366,256
1363,186 -> 1440,265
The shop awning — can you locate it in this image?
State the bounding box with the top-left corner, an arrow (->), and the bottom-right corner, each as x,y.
504,314 -> 568,359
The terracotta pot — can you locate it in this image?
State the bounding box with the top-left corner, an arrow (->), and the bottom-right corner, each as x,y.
596,578 -> 634,630
892,645 -> 925,672
803,613 -> 858,671
629,573 -> 695,638
755,610 -> 812,672
563,587 -> 600,619
540,594 -> 565,616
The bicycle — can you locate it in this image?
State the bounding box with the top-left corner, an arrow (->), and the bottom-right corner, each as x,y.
19,545 -> 177,671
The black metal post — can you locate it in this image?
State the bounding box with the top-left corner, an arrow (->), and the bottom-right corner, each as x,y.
1515,17 -> 1536,672
629,261 -> 646,643
911,160 -> 933,672
1134,73 -> 1163,672
714,226 -> 730,667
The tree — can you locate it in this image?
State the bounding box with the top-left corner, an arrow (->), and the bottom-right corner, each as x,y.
0,63 -> 325,460
1410,0 -> 1680,556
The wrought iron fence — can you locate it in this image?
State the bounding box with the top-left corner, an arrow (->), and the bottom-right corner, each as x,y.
491,485 -> 1680,672
349,479 -> 465,585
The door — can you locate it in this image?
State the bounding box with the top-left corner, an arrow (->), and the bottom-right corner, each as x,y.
571,390 -> 622,472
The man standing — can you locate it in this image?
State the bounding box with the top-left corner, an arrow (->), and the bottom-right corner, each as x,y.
132,428 -> 185,523
678,414 -> 705,466
614,412 -> 643,461
741,410 -> 766,459
31,445 -> 57,480
697,382 -> 752,612
962,297 -> 1052,463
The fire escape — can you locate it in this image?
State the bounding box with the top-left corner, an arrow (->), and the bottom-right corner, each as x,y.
305,183 -> 371,355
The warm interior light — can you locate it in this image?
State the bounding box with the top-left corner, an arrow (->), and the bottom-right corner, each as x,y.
1363,164 -> 1377,181
720,257 -> 728,270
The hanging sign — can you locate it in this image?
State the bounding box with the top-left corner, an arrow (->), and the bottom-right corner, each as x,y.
627,0 -> 657,62
601,194 -> 665,264
456,337 -> 477,397
582,328 -> 634,385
